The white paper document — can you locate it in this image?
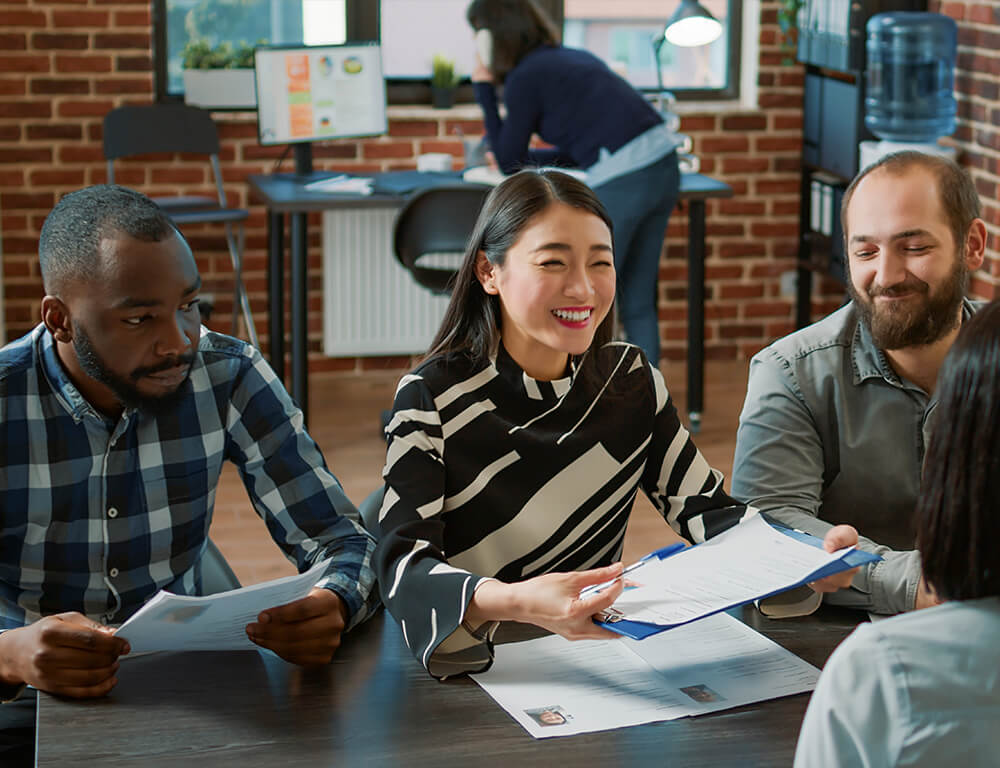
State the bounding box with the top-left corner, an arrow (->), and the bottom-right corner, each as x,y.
602,514 -> 854,631
303,175 -> 374,195
474,612 -> 819,739
116,558 -> 331,653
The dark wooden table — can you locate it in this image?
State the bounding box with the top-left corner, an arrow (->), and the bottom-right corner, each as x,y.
36,604 -> 859,767
247,172 -> 732,432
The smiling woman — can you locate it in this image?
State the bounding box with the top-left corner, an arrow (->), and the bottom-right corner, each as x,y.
373,169 -> 759,679
475,200 -> 616,380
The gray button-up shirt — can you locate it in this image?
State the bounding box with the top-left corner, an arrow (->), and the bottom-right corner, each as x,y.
732,299 -> 980,615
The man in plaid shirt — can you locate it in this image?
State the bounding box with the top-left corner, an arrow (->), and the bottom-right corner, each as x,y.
0,185 -> 377,706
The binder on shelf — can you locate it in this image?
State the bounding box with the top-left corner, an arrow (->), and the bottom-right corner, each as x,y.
809,172 -> 842,238
810,179 -> 823,233
797,0 -> 928,73
820,183 -> 833,236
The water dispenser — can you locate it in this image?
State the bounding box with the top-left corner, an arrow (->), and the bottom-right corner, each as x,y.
860,11 -> 958,169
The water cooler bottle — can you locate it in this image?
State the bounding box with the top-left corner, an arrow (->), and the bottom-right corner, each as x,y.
860,11 -> 958,169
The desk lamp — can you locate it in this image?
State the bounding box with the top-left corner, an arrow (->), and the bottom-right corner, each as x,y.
651,1 -> 723,172
663,0 -> 723,47
653,0 -> 723,103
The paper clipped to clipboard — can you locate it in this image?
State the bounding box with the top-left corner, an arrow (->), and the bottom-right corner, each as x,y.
593,514 -> 880,640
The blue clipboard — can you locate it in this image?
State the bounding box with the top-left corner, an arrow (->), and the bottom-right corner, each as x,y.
594,520 -> 881,640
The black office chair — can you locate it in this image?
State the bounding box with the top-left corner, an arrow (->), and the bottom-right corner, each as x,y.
393,184 -> 492,295
103,104 -> 259,348
379,185 -> 492,435
358,486 -> 385,540
202,538 -> 241,594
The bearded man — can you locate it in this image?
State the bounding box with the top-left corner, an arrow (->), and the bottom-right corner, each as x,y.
731,151 -> 987,616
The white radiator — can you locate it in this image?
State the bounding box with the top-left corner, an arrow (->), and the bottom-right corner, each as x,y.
322,207 -> 453,357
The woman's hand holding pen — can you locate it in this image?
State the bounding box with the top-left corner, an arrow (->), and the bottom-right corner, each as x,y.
465,563 -> 627,641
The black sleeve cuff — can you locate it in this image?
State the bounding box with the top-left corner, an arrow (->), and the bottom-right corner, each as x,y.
0,681 -> 27,703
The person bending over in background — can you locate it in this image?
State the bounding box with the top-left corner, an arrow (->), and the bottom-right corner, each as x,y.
466,0 -> 682,365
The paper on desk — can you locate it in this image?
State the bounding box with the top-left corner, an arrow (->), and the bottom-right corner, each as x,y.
604,514 -> 856,629
116,558 -> 331,653
304,176 -> 374,195
474,612 -> 819,739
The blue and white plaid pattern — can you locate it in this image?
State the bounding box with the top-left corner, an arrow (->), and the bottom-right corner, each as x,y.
0,325 -> 377,630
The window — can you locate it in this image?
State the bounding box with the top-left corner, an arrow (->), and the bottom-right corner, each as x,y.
154,0 -> 351,102
154,0 -> 740,104
380,0 -> 476,80
562,0 -> 740,100
375,0 -> 478,105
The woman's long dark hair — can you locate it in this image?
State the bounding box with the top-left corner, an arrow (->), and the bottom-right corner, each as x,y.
915,299 -> 1000,601
427,169 -> 615,368
466,0 -> 559,81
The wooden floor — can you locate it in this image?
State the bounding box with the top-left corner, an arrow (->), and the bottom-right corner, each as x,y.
210,359 -> 751,585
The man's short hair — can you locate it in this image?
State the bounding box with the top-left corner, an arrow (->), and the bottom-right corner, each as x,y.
841,151 -> 981,252
39,184 -> 177,295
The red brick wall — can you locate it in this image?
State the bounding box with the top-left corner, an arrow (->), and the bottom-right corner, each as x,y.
931,1 -> 1000,299
1,1 -> 994,369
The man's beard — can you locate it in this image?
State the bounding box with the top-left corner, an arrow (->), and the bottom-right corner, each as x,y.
73,323 -> 195,413
849,256 -> 968,350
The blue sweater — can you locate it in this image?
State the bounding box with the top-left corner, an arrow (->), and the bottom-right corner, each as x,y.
474,45 -> 663,174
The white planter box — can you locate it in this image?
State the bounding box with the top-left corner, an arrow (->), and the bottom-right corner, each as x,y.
182,69 -> 257,110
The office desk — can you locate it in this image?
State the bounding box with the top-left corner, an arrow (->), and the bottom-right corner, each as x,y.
36,605 -> 858,767
248,173 -> 733,432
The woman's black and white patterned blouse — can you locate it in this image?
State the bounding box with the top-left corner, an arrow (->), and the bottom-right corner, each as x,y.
374,342 -> 755,677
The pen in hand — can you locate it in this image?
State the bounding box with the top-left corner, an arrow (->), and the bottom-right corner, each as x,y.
579,542 -> 687,599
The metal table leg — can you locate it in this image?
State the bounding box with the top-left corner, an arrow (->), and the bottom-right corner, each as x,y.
686,199 -> 706,434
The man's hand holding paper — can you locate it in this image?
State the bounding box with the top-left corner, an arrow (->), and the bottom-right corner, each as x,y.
594,515 -> 877,637
0,612 -> 131,699
246,586 -> 348,666
808,524 -> 860,592
116,558 -> 335,654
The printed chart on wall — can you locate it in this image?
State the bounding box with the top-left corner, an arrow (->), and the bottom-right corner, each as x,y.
255,43 -> 387,145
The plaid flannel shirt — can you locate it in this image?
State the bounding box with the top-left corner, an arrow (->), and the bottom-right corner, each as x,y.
0,325 -> 377,630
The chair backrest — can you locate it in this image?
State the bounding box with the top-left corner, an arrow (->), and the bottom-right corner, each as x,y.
103,104 -> 221,159
358,486 -> 385,539
202,538 -> 241,594
392,185 -> 491,295
103,103 -> 229,206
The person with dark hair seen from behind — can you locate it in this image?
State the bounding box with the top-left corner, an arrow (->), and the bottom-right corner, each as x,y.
466,0 -> 681,365
795,299 -> 1000,767
0,185 -> 377,767
373,170 -> 857,679
732,151 -> 988,617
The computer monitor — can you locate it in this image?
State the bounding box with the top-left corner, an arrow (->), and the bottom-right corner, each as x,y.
254,42 -> 387,174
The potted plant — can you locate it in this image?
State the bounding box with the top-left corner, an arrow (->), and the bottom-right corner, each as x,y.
777,0 -> 805,64
181,40 -> 259,110
430,54 -> 460,109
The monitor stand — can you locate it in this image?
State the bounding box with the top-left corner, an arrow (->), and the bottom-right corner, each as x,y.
293,143 -> 314,179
